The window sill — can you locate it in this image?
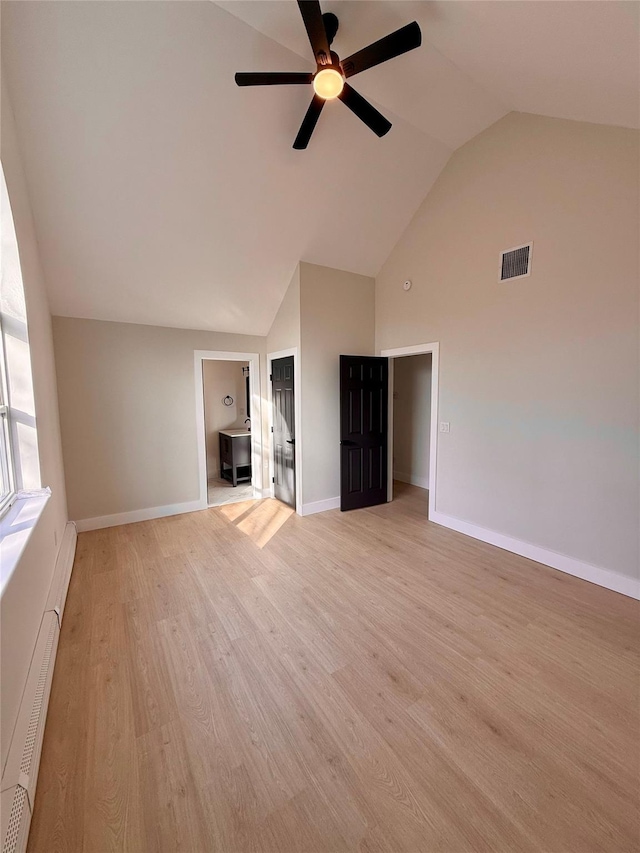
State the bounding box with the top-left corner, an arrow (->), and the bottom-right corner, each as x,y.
0,489 -> 51,598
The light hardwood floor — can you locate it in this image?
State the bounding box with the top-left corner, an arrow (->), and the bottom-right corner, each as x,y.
28,484 -> 639,852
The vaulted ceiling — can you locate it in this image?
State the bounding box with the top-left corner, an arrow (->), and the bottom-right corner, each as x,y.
2,1 -> 637,334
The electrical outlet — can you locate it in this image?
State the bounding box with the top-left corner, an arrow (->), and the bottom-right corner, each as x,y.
439,422 -> 450,433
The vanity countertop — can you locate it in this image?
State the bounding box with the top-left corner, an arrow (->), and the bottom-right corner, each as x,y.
219,429 -> 251,438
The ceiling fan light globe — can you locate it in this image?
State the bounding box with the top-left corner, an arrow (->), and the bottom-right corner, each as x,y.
313,68 -> 344,100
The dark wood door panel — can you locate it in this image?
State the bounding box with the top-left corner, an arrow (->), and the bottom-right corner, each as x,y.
340,355 -> 388,511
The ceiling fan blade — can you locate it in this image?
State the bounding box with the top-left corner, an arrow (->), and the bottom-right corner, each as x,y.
293,94 -> 325,149
341,21 -> 421,78
297,0 -> 331,65
338,83 -> 391,138
235,72 -> 313,86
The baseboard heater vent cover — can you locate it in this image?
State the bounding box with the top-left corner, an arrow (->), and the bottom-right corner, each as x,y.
2,786 -> 29,853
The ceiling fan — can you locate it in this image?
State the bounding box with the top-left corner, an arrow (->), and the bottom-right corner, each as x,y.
235,1 -> 422,150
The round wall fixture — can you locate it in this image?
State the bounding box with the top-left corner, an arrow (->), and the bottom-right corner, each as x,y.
222,395 -> 234,406
403,280 -> 412,291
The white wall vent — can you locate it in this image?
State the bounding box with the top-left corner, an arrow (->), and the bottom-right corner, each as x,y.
499,242 -> 532,281
1,613 -> 59,853
19,614 -> 58,781
2,787 -> 29,853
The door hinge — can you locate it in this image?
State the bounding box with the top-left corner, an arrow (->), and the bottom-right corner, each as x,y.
270,374 -> 273,381
271,426 -> 273,432
272,477 -> 275,483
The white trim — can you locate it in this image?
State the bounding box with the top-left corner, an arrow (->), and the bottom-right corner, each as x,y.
0,312 -> 18,514
380,342 -> 440,521
75,500 -> 203,532
430,510 -> 639,600
382,342 -> 441,358
387,361 -> 394,504
393,471 -> 429,490
194,350 -> 262,510
301,496 -> 340,516
267,348 -> 302,516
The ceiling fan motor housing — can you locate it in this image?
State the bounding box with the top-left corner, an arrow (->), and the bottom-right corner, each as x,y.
316,53 -> 343,77
322,12 -> 339,47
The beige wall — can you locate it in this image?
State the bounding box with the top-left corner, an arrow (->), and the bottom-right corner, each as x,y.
300,262 -> 375,506
1,74 -> 68,768
266,265 -> 300,355
377,112 -> 639,579
393,354 -> 432,489
53,317 -> 266,521
203,359 -> 248,478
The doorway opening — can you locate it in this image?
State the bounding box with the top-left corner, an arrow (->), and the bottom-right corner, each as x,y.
204,359 -> 251,506
194,350 -> 262,510
391,352 -> 432,514
382,342 -> 439,519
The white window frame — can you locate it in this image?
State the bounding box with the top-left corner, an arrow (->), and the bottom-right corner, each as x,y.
0,317 -> 17,517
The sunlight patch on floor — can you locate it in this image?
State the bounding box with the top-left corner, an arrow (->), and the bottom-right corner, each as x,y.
236,499 -> 294,548
218,499 -> 259,522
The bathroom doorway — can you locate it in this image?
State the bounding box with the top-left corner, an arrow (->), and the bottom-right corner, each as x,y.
194,350 -> 262,509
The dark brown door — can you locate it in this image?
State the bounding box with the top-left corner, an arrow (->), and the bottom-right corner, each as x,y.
340,355 -> 388,511
272,356 -> 296,507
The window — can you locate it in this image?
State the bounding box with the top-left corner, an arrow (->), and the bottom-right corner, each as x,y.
0,317 -> 16,515
1,161 -> 32,516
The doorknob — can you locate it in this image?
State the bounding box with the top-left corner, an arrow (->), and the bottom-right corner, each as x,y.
286,439 -> 295,445
340,440 -> 356,446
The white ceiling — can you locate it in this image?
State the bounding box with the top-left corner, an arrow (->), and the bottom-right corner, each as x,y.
2,1 -> 637,335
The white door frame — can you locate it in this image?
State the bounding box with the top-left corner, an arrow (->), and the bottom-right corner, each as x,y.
380,342 -> 440,519
194,350 -> 262,509
267,347 -> 303,516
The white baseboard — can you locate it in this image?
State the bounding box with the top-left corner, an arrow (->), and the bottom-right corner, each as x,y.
75,499 -> 204,532
1,522 -> 77,853
430,510 -> 639,600
301,496 -> 341,516
394,471 -> 429,490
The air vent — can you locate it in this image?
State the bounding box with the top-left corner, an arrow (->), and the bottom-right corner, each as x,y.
1,613 -> 59,853
500,243 -> 532,281
20,616 -> 57,778
2,787 -> 28,853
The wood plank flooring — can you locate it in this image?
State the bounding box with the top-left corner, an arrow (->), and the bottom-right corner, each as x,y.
28,484 -> 639,852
